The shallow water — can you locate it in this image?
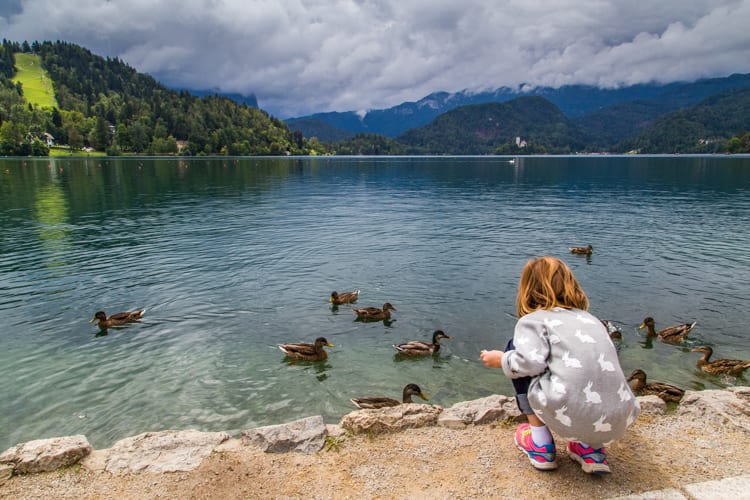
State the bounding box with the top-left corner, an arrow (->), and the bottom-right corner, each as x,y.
1,155 -> 749,450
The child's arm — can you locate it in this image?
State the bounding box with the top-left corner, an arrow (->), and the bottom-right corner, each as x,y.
480,349 -> 502,368
502,315 -> 550,378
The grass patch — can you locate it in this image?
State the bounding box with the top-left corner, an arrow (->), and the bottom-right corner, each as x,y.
12,52 -> 59,109
49,146 -> 106,157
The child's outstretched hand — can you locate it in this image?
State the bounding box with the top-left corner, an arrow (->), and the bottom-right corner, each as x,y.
480,349 -> 503,368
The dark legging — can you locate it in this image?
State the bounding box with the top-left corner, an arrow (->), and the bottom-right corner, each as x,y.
506,338 -> 534,415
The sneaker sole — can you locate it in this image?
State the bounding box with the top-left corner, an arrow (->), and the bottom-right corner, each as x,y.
514,436 -> 558,471
567,450 -> 611,475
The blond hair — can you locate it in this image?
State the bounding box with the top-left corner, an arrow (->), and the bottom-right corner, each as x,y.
516,256 -> 589,317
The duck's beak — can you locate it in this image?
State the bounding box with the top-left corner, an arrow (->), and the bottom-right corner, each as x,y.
326,342 -> 335,347
328,297 -> 333,303
419,392 -> 429,401
638,323 -> 645,329
89,317 -> 97,323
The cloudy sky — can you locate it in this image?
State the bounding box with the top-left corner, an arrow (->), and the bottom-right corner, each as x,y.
2,0 -> 749,118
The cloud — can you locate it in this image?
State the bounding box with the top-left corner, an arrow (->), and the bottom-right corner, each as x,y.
2,0 -> 749,118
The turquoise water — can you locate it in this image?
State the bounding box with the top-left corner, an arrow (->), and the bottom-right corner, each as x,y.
1,155 -> 749,450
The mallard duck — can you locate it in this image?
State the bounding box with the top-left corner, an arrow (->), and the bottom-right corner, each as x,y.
350,383 -> 429,409
639,317 -> 695,344
329,290 -> 360,305
278,337 -> 334,362
691,346 -> 750,376
353,302 -> 396,321
627,369 -> 685,403
601,319 -> 623,340
393,330 -> 452,356
90,309 -> 145,328
569,244 -> 593,255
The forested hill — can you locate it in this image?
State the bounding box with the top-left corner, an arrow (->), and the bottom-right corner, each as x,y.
618,87 -> 750,154
0,40 -> 321,156
396,96 -> 584,155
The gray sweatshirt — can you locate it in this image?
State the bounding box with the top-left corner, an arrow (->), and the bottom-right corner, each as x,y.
502,307 -> 640,447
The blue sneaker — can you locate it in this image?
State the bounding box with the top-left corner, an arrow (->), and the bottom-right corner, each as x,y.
514,423 -> 557,470
567,441 -> 611,475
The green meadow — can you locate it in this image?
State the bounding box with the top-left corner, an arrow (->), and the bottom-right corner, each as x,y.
12,52 -> 59,109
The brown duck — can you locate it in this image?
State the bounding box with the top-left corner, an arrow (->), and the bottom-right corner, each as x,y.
393,330 -> 452,356
691,346 -> 750,376
90,309 -> 145,328
350,383 -> 429,409
627,369 -> 685,403
353,302 -> 396,321
329,290 -> 360,305
569,244 -> 593,255
639,317 -> 696,344
278,337 -> 334,362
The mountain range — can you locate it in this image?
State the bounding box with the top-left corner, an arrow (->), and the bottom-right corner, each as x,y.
285,73 -> 750,145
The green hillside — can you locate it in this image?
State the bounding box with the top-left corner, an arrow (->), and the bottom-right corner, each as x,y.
0,39 -> 324,156
11,52 -> 58,108
617,87 -> 750,153
396,96 -> 585,155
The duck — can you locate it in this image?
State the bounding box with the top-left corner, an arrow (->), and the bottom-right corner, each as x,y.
329,290 -> 360,305
278,337 -> 334,362
90,309 -> 145,328
569,244 -> 593,255
690,346 -> 750,376
639,317 -> 696,344
393,330 -> 452,356
353,302 -> 396,321
626,369 -> 685,403
350,383 -> 429,409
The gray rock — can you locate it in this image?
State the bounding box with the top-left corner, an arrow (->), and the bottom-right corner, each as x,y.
438,395 -> 521,428
102,429 -> 230,474
341,403 -> 442,435
0,435 -> 92,474
242,415 -> 327,454
0,463 -> 13,485
637,395 -> 667,415
674,388 -> 750,433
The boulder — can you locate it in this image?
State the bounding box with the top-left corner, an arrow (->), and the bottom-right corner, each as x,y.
0,435 -> 91,474
673,387 -> 750,433
341,403 -> 442,435
242,415 -> 327,454
636,394 -> 667,415
102,429 -> 230,474
0,463 -> 13,485
438,395 -> 521,428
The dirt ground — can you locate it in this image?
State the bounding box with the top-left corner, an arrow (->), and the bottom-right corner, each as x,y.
2,410 -> 749,500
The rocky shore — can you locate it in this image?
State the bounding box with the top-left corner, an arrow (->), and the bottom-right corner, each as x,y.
1,388 -> 749,499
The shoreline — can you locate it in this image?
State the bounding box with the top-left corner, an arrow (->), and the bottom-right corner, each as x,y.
2,387 -> 749,499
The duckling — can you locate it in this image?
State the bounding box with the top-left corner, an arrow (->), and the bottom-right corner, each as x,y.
278,337 -> 334,362
350,383 -> 428,409
329,290 -> 360,305
569,244 -> 593,255
691,346 -> 750,376
639,317 -> 695,344
353,302 -> 396,321
90,309 -> 145,329
626,369 -> 685,403
393,330 -> 452,356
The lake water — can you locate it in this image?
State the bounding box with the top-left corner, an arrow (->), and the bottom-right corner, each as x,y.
1,155 -> 749,451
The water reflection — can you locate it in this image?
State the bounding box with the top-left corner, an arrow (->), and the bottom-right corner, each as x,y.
33,166 -> 71,270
